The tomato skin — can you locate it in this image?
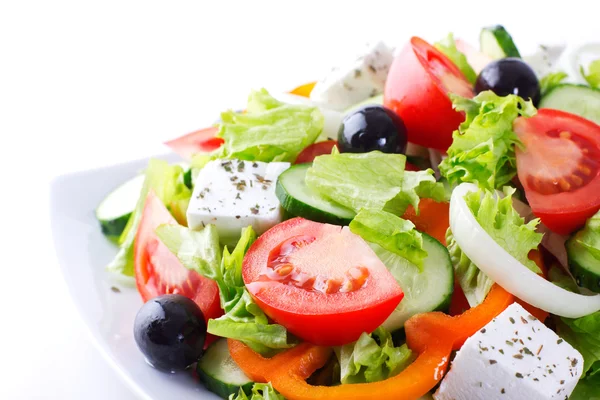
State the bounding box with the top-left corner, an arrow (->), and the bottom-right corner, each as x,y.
165,126 -> 224,160
384,37 -> 473,151
295,140 -> 337,164
405,161 -> 420,171
134,192 -> 222,326
515,109 -> 600,235
242,218 -> 403,346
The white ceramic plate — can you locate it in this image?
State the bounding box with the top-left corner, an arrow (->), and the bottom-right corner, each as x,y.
50,153 -> 221,400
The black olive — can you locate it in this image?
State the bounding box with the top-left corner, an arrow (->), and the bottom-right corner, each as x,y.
338,105 -> 408,154
475,58 -> 541,105
134,294 -> 206,372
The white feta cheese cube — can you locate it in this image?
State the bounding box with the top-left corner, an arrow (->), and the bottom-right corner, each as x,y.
186,159 -> 290,245
310,41 -> 394,111
434,303 -> 583,400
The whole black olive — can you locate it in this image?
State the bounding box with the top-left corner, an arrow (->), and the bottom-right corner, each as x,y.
475,58 -> 541,105
134,294 -> 206,372
338,105 -> 408,154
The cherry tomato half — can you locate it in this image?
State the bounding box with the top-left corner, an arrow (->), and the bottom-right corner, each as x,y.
515,109 -> 600,235
164,126 -> 224,160
242,218 -> 404,346
384,37 -> 473,151
134,192 -> 222,325
295,140 -> 337,164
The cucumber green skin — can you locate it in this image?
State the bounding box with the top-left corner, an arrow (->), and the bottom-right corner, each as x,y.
275,166 -> 354,226
481,25 -> 521,58
539,84 -> 600,125
183,169 -> 193,190
197,367 -> 253,399
380,234 -> 454,332
196,339 -> 253,399
98,213 -> 132,239
567,236 -> 600,293
422,234 -> 454,314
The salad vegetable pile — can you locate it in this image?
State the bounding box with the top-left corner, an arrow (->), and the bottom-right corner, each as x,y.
96,25 -> 600,399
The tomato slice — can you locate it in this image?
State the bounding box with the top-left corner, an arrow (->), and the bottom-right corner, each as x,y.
384,37 -> 473,151
164,126 -> 224,160
242,218 -> 403,346
515,109 -> 600,234
134,192 -> 222,325
295,140 -> 337,164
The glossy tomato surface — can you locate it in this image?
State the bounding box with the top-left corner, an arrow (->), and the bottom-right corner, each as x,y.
295,140 -> 337,164
242,218 -> 403,346
515,109 -> 600,234
384,37 -> 473,151
134,192 -> 222,325
164,126 -> 224,160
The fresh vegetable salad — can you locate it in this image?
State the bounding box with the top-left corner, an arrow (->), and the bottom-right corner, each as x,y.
97,25 -> 600,400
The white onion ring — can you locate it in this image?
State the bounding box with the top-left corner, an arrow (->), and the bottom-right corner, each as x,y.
450,183 -> 600,318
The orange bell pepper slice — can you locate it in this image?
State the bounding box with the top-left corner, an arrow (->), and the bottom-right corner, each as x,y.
228,284 -> 514,400
289,82 -> 316,98
402,199 -> 450,245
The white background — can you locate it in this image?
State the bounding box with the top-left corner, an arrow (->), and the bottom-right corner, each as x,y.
0,1 -> 598,399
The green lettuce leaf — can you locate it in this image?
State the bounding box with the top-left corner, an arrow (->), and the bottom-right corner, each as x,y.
216,89 -> 324,162
230,383 -> 285,400
439,91 -> 537,191
337,327 -> 414,384
581,59 -> 600,88
447,187 -> 542,306
305,152 -> 447,216
571,209 -> 600,261
156,225 -> 294,354
434,33 -> 477,84
548,265 -> 580,293
107,159 -> 191,277
539,71 -> 568,95
349,209 -> 427,269
446,229 -> 494,308
557,312 -> 600,375
549,267 -> 600,398
570,374 -> 600,400
465,187 -> 542,273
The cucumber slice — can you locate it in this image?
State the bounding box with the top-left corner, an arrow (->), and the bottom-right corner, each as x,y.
539,84 -> 600,125
374,234 -> 454,332
197,339 -> 253,399
480,25 -> 521,59
96,174 -> 145,238
276,164 -> 355,225
567,235 -> 600,293
183,168 -> 193,190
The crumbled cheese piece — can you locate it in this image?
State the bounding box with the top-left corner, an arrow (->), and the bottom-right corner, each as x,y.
310,41 -> 394,111
434,303 -> 583,400
186,159 -> 289,244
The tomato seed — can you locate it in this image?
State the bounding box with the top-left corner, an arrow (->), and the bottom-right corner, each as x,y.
578,165 -> 592,176
571,175 -> 584,186
559,131 -> 572,140
339,279 -> 354,293
558,179 -> 571,191
275,264 -> 294,276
